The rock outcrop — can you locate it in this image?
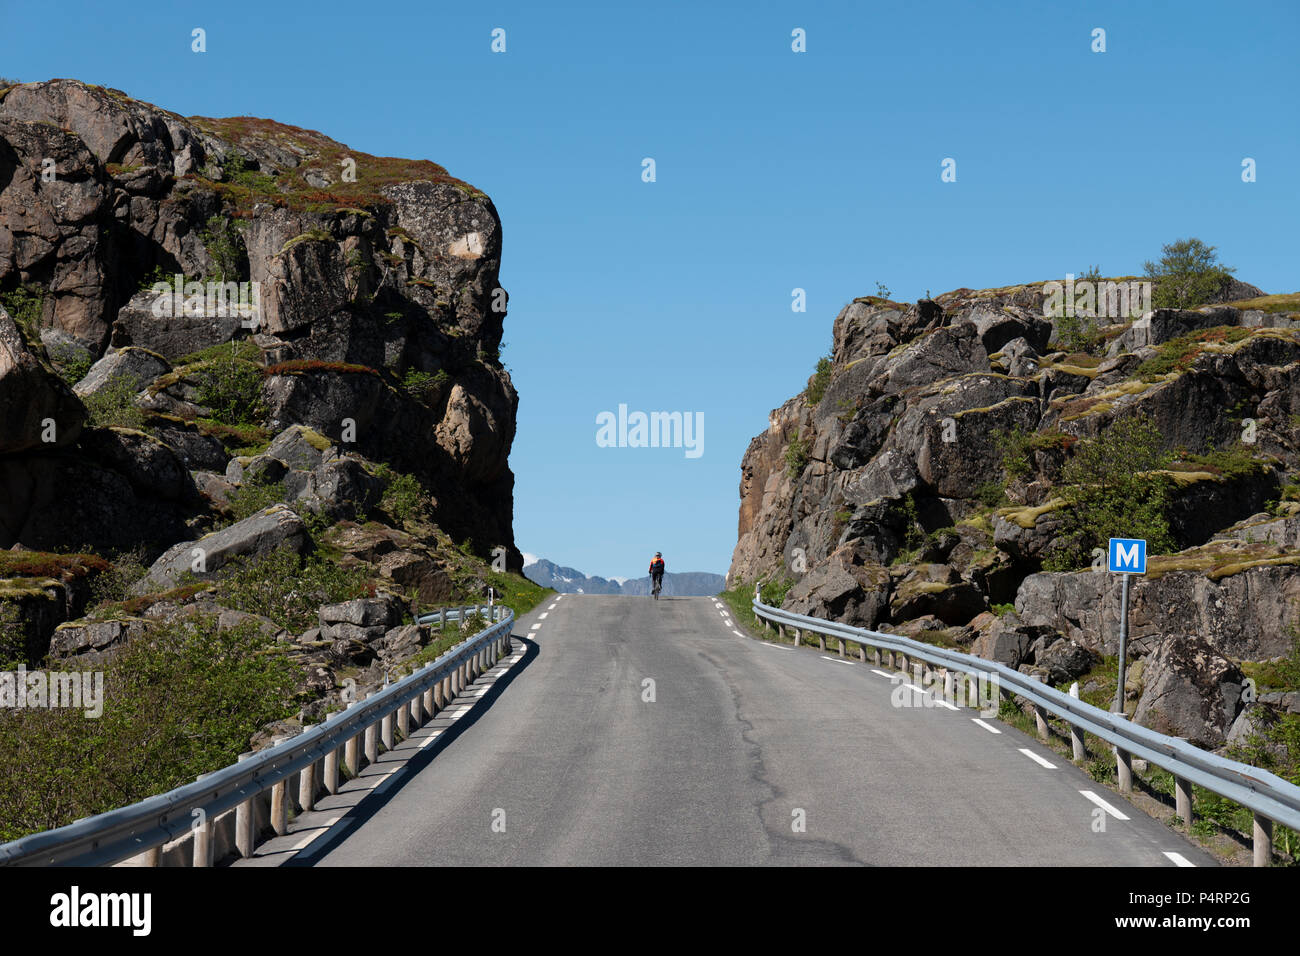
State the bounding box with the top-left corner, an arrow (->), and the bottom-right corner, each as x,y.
729,280 -> 1300,751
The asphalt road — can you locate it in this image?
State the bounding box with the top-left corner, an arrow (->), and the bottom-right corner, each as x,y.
304,594 -> 1216,866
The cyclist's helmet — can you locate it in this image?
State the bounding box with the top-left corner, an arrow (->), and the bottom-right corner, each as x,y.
655,552 -> 661,557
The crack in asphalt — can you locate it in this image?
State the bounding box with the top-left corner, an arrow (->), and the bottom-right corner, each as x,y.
697,646 -> 871,866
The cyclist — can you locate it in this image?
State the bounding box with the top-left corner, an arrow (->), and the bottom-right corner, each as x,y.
649,552 -> 665,598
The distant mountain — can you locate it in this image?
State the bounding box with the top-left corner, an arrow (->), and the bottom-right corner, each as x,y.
522,558 -> 622,594
523,557 -> 724,596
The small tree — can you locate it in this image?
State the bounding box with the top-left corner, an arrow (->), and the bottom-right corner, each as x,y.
1045,414 -> 1176,570
1144,238 -> 1236,310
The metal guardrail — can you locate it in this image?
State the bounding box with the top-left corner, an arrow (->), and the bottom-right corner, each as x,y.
752,591 -> 1300,866
0,604 -> 515,867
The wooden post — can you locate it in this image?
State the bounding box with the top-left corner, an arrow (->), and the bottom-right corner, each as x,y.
1253,813 -> 1273,867
234,752 -> 256,859
1116,747 -> 1133,794
298,760 -> 316,812
1175,776 -> 1193,828
325,748 -> 340,794
271,780 -> 288,836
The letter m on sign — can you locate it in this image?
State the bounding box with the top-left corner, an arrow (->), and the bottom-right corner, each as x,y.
1108,538 -> 1147,574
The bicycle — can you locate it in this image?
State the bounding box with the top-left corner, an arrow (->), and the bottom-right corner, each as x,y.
652,576 -> 662,599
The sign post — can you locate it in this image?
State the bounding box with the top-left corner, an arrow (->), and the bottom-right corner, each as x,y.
1108,538 -> 1147,713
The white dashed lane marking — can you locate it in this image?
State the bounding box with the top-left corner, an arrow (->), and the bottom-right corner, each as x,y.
1018,748 -> 1057,769
539,613 -> 548,619
529,623 -> 541,631
731,630 -> 745,638
870,669 -> 894,679
1080,790 -> 1130,820
972,719 -> 1002,734
761,642 -> 793,651
820,655 -> 854,666
1163,851 -> 1195,867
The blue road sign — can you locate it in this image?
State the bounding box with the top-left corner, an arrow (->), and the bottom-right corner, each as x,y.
1108,538 -> 1147,574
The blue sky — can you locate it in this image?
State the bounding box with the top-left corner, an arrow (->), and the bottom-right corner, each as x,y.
4,0 -> 1297,579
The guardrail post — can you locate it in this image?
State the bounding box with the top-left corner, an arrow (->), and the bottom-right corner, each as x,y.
1115,747 -> 1133,794
943,669 -> 954,703
1066,683 -> 1086,763
872,646 -> 881,665
271,779 -> 288,836
1033,704 -> 1049,741
1174,775 -> 1193,828
399,698 -> 411,737
382,710 -> 395,751
837,637 -> 845,657
858,642 -> 867,662
345,732 -> 360,778
299,759 -> 316,811
365,696 -> 380,766
193,809 -> 214,867
325,748 -> 340,794
1253,814 -> 1273,867
818,632 -> 826,652
233,752 -> 256,858
439,608 -> 446,631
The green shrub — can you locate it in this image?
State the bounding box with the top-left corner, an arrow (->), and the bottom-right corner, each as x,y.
1055,312 -> 1103,354
976,480 -> 1007,508
0,284 -> 46,344
991,602 -> 1015,617
88,546 -> 149,608
373,464 -> 426,526
785,435 -> 809,479
83,375 -> 146,430
196,357 -> 265,426
220,477 -> 285,526
759,575 -> 795,607
402,368 -> 449,405
0,613 -> 295,841
213,544 -> 371,633
805,356 -> 833,405
1047,414 -> 1175,570
199,215 -> 247,283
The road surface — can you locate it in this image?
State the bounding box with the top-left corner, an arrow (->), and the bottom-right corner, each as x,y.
291,595 -> 1213,866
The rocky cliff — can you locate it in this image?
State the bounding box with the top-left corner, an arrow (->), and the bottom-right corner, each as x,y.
0,79 -> 520,670
729,279 -> 1300,752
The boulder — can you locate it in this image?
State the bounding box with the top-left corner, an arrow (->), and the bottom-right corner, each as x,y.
782,555 -> 891,629
0,303 -> 85,452
265,424 -> 331,471
889,564 -> 986,626
79,427 -> 192,501
1132,634 -> 1245,749
135,503 -> 309,592
318,594 -> 404,629
73,347 -> 170,398
48,618 -> 143,661
109,289 -> 243,359
1036,638 -> 1097,685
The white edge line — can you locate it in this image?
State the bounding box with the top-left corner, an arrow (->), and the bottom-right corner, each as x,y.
1163,851 -> 1195,867
1079,790 -> 1130,820
761,642 -> 793,651
819,655 -> 854,666
1018,747 -> 1058,769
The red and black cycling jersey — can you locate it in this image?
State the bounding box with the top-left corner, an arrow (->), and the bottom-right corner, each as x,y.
649,558 -> 665,575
